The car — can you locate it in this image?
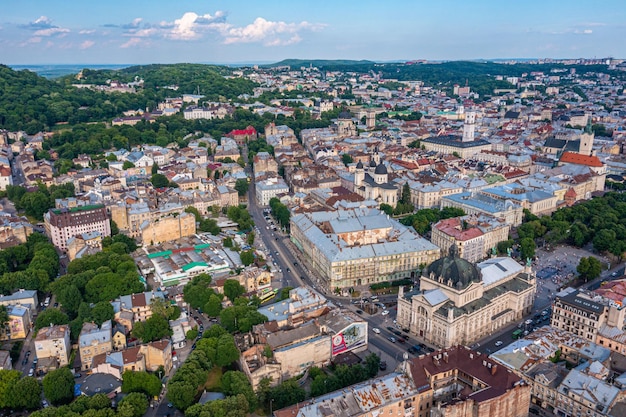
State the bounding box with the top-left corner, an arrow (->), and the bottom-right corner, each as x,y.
397,338 -> 406,344
379,361 -> 387,370
402,334 -> 410,340
42,400 -> 49,408
386,326 -> 394,332
612,272 -> 618,277
28,368 -> 34,377
191,343 -> 196,350
21,359 -> 27,366
26,350 -> 31,357
388,336 -> 397,343
74,373 -> 82,378
33,358 -> 38,364
199,325 -> 204,331
53,302 -> 59,308
407,347 -> 417,355
167,403 -> 174,408
355,310 -> 363,314
393,330 -> 402,336
495,341 -> 503,347
525,319 -> 533,325
372,328 -> 380,334
286,268 -> 290,272
381,310 -> 390,316
293,262 -> 298,266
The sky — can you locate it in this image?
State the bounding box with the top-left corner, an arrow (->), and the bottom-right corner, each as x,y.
2,0 -> 625,65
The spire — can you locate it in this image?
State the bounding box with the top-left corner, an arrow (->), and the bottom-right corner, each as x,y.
584,116 -> 593,135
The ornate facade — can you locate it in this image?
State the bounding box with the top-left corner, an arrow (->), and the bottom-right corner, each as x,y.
397,248 -> 536,348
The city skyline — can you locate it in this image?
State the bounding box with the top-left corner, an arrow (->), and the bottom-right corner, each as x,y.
2,0 -> 625,65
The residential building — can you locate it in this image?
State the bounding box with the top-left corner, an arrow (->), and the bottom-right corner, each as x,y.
1,305 -> 30,340
290,208 -> 439,291
441,191 -> 524,226
255,177 -> 290,206
91,340 -> 172,378
34,324 -> 71,368
113,291 -> 166,324
44,204 -> 111,252
411,346 -> 531,417
431,214 -> 510,263
397,250 -> 536,348
253,151 -> 278,174
66,231 -> 103,261
79,320 -> 113,370
551,288 -> 625,342
0,289 -> 38,312
274,371 -> 422,417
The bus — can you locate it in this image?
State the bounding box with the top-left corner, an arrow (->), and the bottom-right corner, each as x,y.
512,329 -> 523,340
259,289 -> 278,303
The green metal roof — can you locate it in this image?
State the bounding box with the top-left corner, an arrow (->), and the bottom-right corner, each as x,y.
182,261 -> 208,271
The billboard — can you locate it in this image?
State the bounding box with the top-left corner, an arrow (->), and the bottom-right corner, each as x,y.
331,322 -> 367,356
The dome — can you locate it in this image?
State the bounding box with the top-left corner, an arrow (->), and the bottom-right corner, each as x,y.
426,246 -> 481,290
356,160 -> 363,169
369,159 -> 377,168
374,163 -> 388,175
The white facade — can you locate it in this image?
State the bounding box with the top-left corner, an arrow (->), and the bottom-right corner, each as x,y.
255,178 -> 290,206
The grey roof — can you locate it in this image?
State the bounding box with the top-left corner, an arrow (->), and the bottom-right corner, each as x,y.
427,248 -> 482,290
81,373 -> 122,396
423,135 -> 491,148
0,289 -> 37,303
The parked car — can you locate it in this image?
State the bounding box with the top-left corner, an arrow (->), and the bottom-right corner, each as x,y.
372,328 -> 381,334
388,336 -> 396,343
495,340 -> 503,347
381,310 -> 390,316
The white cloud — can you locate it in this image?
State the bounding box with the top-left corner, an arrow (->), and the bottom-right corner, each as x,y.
33,27 -> 70,37
574,29 -> 593,35
21,16 -> 56,30
80,40 -> 95,49
120,37 -> 142,48
222,17 -> 325,46
165,11 -> 228,40
79,29 -> 96,35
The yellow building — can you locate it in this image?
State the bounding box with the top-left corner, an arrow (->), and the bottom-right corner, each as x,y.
140,212 -> 196,245
79,321 -> 113,370
34,325 -> 71,367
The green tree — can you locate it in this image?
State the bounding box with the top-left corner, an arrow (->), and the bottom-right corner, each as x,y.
577,256 -> 602,281
90,301 -> 114,326
117,392 -> 149,417
205,294 -> 223,317
151,163 -> 159,175
121,371 -> 162,397
379,203 -> 393,216
519,237 -> 536,260
186,328 -> 199,340
234,178 -> 249,197
240,250 -> 255,267
131,313 -> 172,342
42,367 -> 74,405
0,370 -> 21,408
122,161 -> 135,170
9,376 -> 42,410
215,334 -> 240,366
341,154 -> 354,166
364,353 -> 381,378
35,308 -> 69,332
224,279 -> 245,301
151,173 -> 170,188
593,229 -> 616,252
221,371 -> 257,412
166,381 -> 197,410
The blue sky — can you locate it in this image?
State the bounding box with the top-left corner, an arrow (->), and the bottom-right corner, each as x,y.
2,0 -> 625,65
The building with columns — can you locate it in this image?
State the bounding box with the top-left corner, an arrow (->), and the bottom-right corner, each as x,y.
397,248 -> 536,348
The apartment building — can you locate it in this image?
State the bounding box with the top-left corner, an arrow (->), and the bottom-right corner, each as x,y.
79,320 -> 113,370
35,324 -> 71,368
44,204 -> 111,251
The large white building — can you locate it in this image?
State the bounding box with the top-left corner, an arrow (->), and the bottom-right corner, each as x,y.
255,177 -> 289,206
44,204 -> 111,252
290,207 -> 439,291
397,250 -> 536,348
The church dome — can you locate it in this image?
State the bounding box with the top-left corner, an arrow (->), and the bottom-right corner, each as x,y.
426,246 -> 481,290
374,163 -> 388,175
356,160 -> 363,169
369,159 -> 377,168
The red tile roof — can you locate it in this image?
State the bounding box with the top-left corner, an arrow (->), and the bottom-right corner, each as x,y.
559,151 -> 603,167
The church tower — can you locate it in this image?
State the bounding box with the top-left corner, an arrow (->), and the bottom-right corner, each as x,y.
462,111 -> 476,142
354,160 -> 364,187
579,116 -> 595,156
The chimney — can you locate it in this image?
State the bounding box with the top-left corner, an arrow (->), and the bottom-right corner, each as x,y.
443,352 -> 449,363
491,364 -> 497,375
